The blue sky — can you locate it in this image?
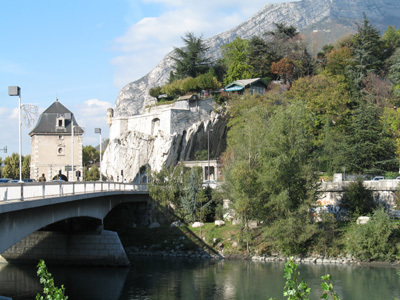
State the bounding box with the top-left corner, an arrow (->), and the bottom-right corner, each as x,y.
0,0 -> 295,159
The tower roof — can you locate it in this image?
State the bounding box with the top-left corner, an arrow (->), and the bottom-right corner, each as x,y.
29,100 -> 84,136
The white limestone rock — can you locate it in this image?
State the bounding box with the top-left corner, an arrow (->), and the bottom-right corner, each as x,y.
356,216 -> 370,225
170,221 -> 182,227
149,222 -> 160,229
215,220 -> 225,226
192,222 -> 204,228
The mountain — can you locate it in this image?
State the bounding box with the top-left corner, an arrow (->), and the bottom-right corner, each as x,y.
113,0 -> 400,117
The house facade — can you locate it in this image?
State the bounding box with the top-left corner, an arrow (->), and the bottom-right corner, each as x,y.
29,99 -> 84,181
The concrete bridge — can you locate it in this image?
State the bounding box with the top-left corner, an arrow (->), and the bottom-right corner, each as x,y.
0,181 -> 149,266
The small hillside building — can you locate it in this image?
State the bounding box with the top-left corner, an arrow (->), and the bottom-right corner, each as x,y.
29,99 -> 84,181
224,78 -> 268,95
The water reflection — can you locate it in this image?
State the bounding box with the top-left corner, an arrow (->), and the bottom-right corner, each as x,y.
0,262 -> 129,300
1,258 -> 399,300
119,258 -> 400,300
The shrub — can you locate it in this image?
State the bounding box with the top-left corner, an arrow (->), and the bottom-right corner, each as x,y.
340,177 -> 376,218
264,215 -> 318,255
345,208 -> 395,261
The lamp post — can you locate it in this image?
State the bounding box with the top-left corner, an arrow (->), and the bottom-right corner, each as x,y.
71,117 -> 74,181
8,86 -> 23,182
207,127 -> 213,184
95,128 -> 102,181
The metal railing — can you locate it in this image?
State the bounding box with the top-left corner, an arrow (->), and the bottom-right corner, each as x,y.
0,181 -> 148,202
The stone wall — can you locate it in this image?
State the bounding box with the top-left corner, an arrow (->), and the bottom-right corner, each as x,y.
1,230 -> 129,266
103,98 -> 227,182
316,179 -> 399,218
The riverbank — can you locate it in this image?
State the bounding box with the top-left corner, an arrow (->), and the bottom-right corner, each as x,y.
116,222 -> 400,267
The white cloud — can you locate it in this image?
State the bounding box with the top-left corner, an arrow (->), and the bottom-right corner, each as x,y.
112,0 -> 293,87
74,98 -> 113,146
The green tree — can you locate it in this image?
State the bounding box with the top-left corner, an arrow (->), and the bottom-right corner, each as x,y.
248,35 -> 276,79
258,101 -> 318,221
346,15 -> 383,91
180,167 -> 208,223
3,153 -> 22,179
381,25 -> 400,56
171,32 -> 211,79
343,101 -> 396,174
222,94 -> 269,249
340,177 -> 376,218
149,163 -> 186,219
288,74 -> 351,148
389,49 -> 400,96
85,165 -> 99,181
82,145 -> 99,167
22,154 -> 30,179
149,86 -> 162,100
325,46 -> 353,77
221,37 -> 254,84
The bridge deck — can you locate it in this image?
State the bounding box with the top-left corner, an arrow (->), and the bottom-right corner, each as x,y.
0,181 -> 148,205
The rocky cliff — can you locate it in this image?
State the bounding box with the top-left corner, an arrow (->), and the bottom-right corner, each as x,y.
102,99 -> 227,182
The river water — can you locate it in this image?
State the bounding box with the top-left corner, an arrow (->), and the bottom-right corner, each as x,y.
0,257 -> 399,300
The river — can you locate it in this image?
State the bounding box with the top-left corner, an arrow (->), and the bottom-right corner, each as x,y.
0,257 -> 399,299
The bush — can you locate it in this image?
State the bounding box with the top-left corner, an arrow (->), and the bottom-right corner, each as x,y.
345,208 -> 395,261
340,177 -> 376,218
264,215 -> 318,255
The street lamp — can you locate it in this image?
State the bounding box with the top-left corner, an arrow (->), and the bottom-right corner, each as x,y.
95,128 -> 102,181
8,86 -> 23,183
207,127 -> 213,183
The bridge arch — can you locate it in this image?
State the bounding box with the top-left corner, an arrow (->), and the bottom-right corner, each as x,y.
0,193 -> 148,254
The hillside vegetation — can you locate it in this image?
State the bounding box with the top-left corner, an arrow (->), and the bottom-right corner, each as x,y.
147,18 -> 400,261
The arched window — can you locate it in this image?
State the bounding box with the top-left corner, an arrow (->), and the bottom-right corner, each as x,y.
151,118 -> 160,136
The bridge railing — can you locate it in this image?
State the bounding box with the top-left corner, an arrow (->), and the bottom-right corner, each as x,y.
0,181 -> 148,202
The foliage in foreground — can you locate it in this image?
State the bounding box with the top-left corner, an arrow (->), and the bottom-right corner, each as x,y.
36,259 -> 68,300
269,258 -> 341,300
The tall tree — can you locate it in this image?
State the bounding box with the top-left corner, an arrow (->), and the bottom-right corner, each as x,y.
257,101 -> 318,221
22,155 -> 31,179
82,145 -> 99,167
343,101 -> 396,174
3,153 -> 24,179
389,49 -> 400,97
381,26 -> 400,57
221,37 -> 254,84
222,95 -> 269,249
180,167 -> 207,223
171,32 -> 211,79
347,15 -> 383,90
248,36 -> 276,79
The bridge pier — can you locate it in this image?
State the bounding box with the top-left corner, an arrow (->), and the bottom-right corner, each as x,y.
1,230 -> 129,267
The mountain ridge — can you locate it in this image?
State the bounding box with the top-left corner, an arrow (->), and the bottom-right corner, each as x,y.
114,0 -> 400,117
